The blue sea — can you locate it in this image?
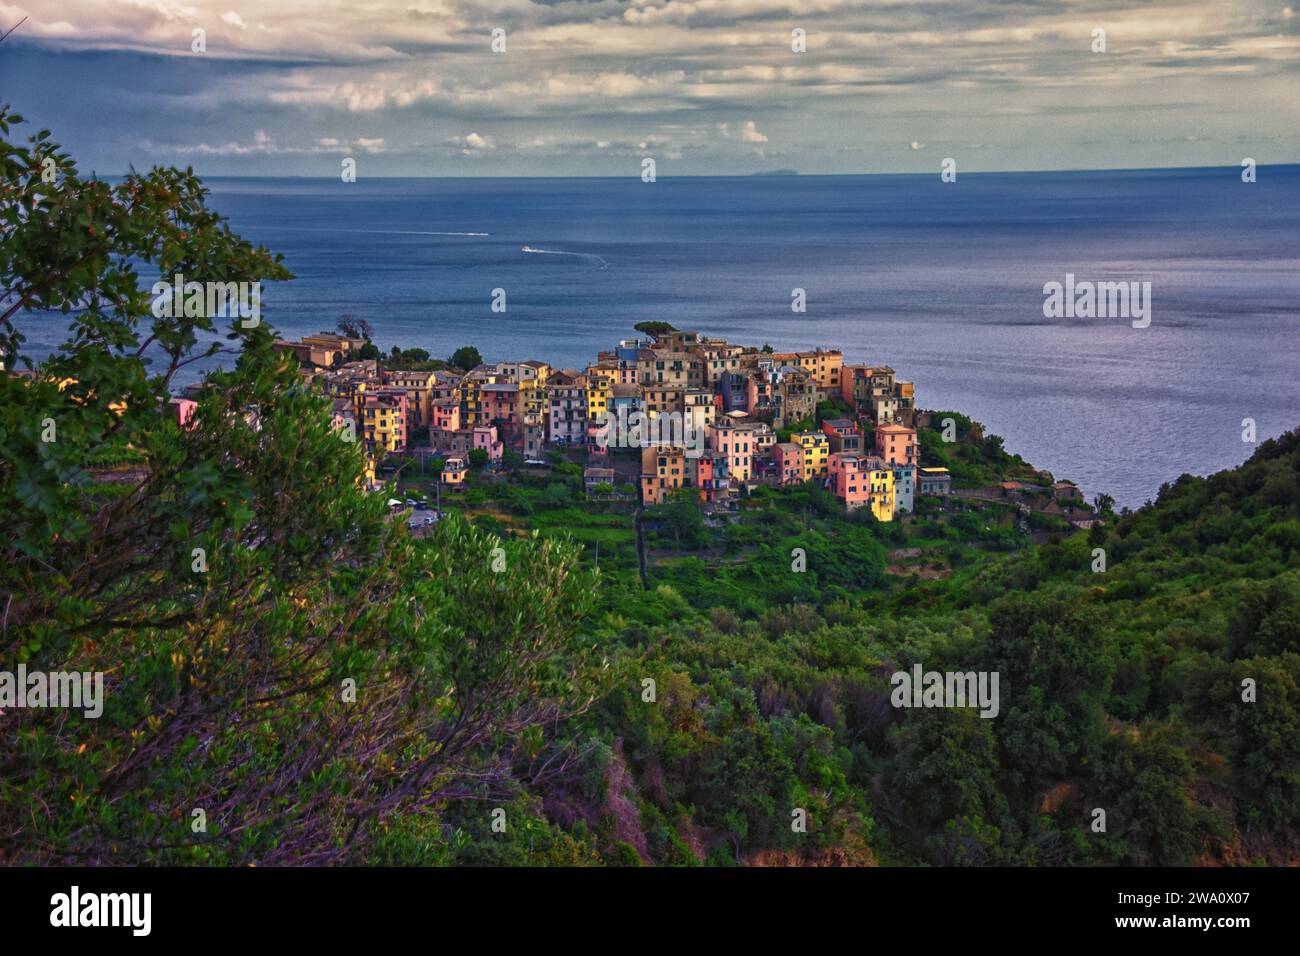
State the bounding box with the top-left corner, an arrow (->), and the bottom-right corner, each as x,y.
21,168 -> 1300,507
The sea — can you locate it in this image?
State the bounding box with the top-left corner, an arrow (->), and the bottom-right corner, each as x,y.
19,167 -> 1300,507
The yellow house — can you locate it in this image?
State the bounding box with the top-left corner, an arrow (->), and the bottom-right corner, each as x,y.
865,460 -> 896,522
381,368 -> 438,429
458,367 -> 502,428
793,431 -> 830,481
362,392 -> 407,455
584,366 -> 613,421
518,376 -> 549,426
772,349 -> 843,392
640,445 -> 688,505
458,377 -> 483,428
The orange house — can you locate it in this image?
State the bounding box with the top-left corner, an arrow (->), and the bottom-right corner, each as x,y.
640,445 -> 688,505
441,457 -> 468,487
875,422 -> 918,467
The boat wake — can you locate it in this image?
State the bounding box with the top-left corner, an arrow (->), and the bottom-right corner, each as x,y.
259,226 -> 490,238
521,245 -> 609,270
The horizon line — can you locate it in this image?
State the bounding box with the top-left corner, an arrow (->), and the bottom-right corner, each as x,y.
107,161 -> 1300,181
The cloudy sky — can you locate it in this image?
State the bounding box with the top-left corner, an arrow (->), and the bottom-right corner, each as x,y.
1,0 -> 1297,176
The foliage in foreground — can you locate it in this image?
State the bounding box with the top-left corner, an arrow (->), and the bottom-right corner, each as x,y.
0,109 -> 601,864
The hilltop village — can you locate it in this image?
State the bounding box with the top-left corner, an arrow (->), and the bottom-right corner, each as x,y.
248,327 -> 957,520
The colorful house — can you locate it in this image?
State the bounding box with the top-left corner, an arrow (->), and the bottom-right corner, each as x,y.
432,398 -> 460,432
481,381 -> 520,428
875,421 -> 918,467
793,431 -> 830,481
693,450 -> 731,508
472,424 -> 504,461
640,445 -> 688,505
774,442 -> 805,486
362,390 -> 407,455
829,452 -> 895,521
709,421 -> 762,482
167,396 -> 198,430
381,368 -> 438,429
771,348 -> 843,394
441,456 -> 468,487
821,417 -> 862,454
584,366 -> 614,421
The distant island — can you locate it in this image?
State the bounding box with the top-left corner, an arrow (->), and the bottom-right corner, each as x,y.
749,169 -> 799,176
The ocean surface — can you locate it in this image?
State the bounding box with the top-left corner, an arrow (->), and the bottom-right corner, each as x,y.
21,168 -> 1300,507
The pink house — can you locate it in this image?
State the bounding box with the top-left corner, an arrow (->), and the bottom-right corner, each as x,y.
472,424 -> 504,461
167,396 -> 197,430
875,422 -> 918,466
774,442 -> 804,486
481,382 -> 520,426
829,452 -> 871,511
433,398 -> 460,432
709,421 -> 761,482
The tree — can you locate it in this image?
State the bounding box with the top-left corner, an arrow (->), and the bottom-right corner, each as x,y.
655,487 -> 708,549
0,108 -> 603,864
468,447 -> 490,468
336,314 -> 374,341
450,345 -> 482,371
501,448 -> 524,474
633,321 -> 676,337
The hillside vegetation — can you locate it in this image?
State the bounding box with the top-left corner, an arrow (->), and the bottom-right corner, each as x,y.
3,108 -> 1296,866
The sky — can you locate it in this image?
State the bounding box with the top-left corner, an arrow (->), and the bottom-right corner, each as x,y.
0,1 -> 1298,177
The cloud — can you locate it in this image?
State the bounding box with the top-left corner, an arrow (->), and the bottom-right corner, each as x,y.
718,120 -> 768,143
150,129 -> 384,156
446,131 -> 494,155
5,0 -> 1298,174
